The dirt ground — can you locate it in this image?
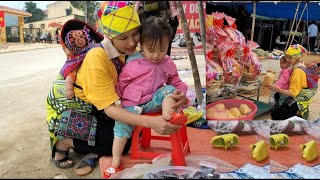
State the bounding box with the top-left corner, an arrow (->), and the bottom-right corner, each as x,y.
0,68 -> 104,179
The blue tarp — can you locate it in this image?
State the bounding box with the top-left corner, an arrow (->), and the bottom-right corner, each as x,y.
209,2 -> 320,21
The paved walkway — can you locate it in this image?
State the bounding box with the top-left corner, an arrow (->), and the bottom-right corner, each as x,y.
0,43 -> 61,54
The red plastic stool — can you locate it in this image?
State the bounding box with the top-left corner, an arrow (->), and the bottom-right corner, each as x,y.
130,112 -> 191,166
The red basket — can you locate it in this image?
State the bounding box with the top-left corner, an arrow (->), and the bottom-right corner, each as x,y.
206,99 -> 258,120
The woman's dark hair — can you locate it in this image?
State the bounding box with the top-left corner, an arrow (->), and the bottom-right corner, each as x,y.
140,16 -> 171,50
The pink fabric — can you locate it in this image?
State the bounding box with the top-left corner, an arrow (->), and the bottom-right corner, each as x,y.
275,67 -> 293,90
116,55 -> 188,107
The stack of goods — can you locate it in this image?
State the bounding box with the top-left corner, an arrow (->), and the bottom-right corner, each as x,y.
206,12 -> 262,90
206,56 -> 224,97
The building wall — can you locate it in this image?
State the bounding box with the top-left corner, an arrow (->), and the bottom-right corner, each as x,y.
47,1 -> 84,19
24,15 -> 82,36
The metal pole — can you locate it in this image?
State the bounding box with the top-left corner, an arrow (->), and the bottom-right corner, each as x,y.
250,2 -> 256,41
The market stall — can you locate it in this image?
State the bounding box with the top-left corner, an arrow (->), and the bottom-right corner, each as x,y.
205,11 -> 274,119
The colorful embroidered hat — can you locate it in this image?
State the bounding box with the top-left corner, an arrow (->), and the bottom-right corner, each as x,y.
61,19 -> 104,53
59,19 -> 104,78
64,28 -> 93,52
95,1 -> 140,39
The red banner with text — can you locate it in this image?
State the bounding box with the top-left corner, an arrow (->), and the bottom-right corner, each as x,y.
171,1 -> 206,56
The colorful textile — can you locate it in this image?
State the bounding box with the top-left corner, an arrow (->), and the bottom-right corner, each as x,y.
59,19 -> 104,79
294,88 -> 317,119
57,110 -> 97,146
95,1 -> 140,39
60,43 -> 103,78
297,66 -> 320,89
116,52 -> 188,107
46,75 -> 93,150
65,27 -> 94,51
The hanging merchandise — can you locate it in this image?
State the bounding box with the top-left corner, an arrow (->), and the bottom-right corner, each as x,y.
206,12 -> 262,93
241,41 -> 262,81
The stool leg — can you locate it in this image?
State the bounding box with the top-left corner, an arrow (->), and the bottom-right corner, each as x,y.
170,130 -> 186,166
130,127 -> 142,159
180,126 -> 191,153
141,128 -> 151,148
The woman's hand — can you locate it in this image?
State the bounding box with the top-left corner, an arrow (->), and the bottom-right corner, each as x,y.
148,116 -> 181,135
170,89 -> 188,109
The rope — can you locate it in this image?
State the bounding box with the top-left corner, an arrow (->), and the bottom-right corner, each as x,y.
285,3 -> 300,51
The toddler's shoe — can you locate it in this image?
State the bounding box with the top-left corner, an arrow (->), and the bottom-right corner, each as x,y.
210,133 -> 239,150
250,140 -> 269,162
300,140 -> 319,162
270,133 -> 289,150
183,107 -> 204,125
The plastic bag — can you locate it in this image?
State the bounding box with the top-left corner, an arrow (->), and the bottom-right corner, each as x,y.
110,154 -> 172,179
224,15 -> 236,26
224,27 -> 239,44
185,155 -> 238,174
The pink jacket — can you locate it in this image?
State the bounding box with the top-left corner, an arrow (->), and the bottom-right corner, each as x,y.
116,54 -> 188,107
275,67 -> 293,90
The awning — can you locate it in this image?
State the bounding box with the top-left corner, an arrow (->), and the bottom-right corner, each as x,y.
207,2 -> 320,21
48,22 -> 63,28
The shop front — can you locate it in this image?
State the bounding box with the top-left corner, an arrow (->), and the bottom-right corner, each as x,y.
0,5 -> 32,44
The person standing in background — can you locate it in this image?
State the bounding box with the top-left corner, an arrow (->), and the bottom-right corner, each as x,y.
308,20 -> 318,53
56,28 -> 60,44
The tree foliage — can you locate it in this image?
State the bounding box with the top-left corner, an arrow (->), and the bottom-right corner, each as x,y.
70,1 -> 99,26
24,1 -> 44,23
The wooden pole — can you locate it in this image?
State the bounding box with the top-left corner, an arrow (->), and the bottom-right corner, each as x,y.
176,1 -> 204,106
250,2 -> 256,41
197,1 -> 206,57
289,3 -> 307,47
285,3 -> 300,51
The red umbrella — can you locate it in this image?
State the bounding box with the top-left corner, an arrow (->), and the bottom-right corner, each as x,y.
48,22 -> 63,29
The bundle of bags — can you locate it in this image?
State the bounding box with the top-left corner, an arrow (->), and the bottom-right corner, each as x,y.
206,12 -> 262,87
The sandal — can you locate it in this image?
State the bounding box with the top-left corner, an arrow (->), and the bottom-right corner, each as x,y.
270,133 -> 289,150
169,113 -> 187,125
250,140 -> 269,162
210,133 -> 239,150
183,107 -> 204,125
300,140 -> 319,162
74,153 -> 98,176
102,164 -> 124,179
53,147 -> 74,169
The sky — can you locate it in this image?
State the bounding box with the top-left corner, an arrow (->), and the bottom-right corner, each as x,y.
0,1 -> 56,10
